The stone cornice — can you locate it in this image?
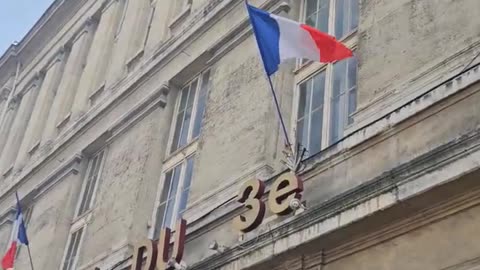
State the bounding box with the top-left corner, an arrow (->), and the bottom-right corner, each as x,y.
0,81 -> 170,201
3,0 -> 100,95
0,154 -> 83,222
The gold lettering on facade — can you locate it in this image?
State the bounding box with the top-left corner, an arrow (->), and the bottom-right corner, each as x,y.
232,179 -> 266,233
268,172 -> 303,215
233,171 -> 304,232
132,239 -> 157,270
133,219 -> 186,270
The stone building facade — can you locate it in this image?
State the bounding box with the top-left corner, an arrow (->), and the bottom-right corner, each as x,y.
0,0 -> 479,270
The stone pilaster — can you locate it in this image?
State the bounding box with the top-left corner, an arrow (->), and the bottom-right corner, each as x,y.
71,0 -> 124,120
145,0 -> 172,53
0,98 -> 18,155
0,76 -> 42,176
14,51 -> 66,171
42,19 -> 97,144
105,0 -> 152,85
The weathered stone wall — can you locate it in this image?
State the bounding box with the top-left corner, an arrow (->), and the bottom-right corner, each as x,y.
191,37 -> 277,203
327,202 -> 480,270
0,222 -> 11,256
357,0 -> 480,109
0,1 -> 479,270
78,104 -> 172,267
14,171 -> 84,270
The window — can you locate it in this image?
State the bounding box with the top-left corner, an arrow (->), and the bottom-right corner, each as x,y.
296,57 -> 357,156
330,56 -> 357,143
295,0 -> 358,157
77,150 -> 105,216
60,150 -> 106,270
158,156 -> 195,229
153,69 -> 210,234
62,228 -> 84,270
170,70 -> 210,152
304,0 -> 359,39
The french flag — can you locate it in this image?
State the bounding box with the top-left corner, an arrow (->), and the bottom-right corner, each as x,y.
246,3 -> 353,76
2,194 -> 29,270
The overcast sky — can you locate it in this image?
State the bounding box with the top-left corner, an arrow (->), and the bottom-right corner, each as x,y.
0,0 -> 54,56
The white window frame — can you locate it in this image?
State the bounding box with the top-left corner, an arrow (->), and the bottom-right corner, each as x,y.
301,0 -> 359,40
152,69 -> 211,233
59,149 -> 106,270
74,149 -> 107,218
157,154 -> 195,229
59,225 -> 86,270
166,69 -> 210,156
291,0 -> 359,154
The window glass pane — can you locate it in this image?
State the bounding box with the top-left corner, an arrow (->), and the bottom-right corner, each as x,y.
305,14 -> 317,28
335,0 -> 358,39
347,57 -> 358,125
171,111 -> 185,152
332,59 -> 347,98
78,178 -> 92,215
159,171 -> 173,204
199,72 -> 210,97
170,165 -> 182,202
330,96 -> 342,143
335,0 -> 346,38
161,165 -> 182,228
163,198 -> 176,229
350,0 -> 359,31
69,229 -> 83,270
187,80 -> 198,107
296,118 -> 304,148
297,115 -> 310,150
63,228 -> 83,270
309,108 -> 323,155
317,0 -> 330,33
179,86 -> 189,111
78,152 -> 104,216
305,0 -> 318,18
192,71 -> 210,138
347,57 -> 357,89
312,72 -> 325,110
173,79 -> 198,151
298,81 -> 311,119
178,106 -> 192,147
178,157 -> 195,214
348,88 -> 357,125
182,157 -> 195,192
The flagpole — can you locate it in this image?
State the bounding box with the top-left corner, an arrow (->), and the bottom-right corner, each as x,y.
266,75 -> 292,150
15,192 -> 34,270
244,0 -> 293,153
26,245 -> 35,270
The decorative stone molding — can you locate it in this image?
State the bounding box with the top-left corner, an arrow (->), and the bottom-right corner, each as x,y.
168,3 -> 192,31
0,153 -> 83,221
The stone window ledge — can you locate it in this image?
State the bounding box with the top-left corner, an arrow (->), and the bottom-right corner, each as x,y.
28,140 -> 41,155
89,83 -> 106,106
2,165 -> 13,178
56,112 -> 71,129
168,4 -> 191,30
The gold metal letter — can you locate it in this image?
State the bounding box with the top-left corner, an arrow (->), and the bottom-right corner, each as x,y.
132,239 -> 157,270
268,172 -> 303,215
233,179 -> 266,232
157,219 -> 187,270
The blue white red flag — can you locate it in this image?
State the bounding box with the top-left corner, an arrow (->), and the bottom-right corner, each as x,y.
2,194 -> 29,270
246,3 -> 353,76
